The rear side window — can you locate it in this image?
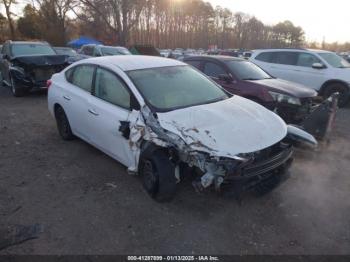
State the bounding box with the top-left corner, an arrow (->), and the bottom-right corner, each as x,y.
296,53 -> 322,67
203,62 -> 226,78
255,52 -> 273,62
187,60 -> 201,69
65,68 -> 74,82
272,52 -> 298,65
94,68 -> 130,109
71,65 -> 94,92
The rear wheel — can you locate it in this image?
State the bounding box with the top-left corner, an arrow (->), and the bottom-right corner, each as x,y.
322,83 -> 350,108
139,150 -> 176,202
10,75 -> 27,97
55,106 -> 74,140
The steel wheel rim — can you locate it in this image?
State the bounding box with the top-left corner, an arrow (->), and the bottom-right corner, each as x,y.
143,160 -> 157,191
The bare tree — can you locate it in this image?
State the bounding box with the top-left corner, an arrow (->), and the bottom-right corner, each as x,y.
1,0 -> 16,39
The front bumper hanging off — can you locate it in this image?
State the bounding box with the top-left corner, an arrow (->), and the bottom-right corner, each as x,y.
275,93 -> 338,140
301,93 -> 339,140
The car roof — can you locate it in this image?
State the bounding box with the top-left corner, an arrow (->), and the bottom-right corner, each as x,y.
82,44 -> 126,49
184,55 -> 245,62
253,48 -> 333,54
54,47 -> 72,49
9,41 -> 49,45
79,55 -> 186,71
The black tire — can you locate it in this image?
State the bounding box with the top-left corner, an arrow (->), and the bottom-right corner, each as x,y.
322,83 -> 350,108
55,106 -> 75,140
139,150 -> 176,202
10,75 -> 26,97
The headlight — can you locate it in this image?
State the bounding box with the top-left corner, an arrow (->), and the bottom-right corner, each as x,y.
269,91 -> 301,105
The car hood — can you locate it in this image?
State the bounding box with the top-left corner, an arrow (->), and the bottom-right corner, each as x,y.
249,78 -> 317,98
11,55 -> 68,68
156,96 -> 287,158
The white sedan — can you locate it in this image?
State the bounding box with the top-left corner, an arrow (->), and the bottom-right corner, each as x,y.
48,56 -> 316,202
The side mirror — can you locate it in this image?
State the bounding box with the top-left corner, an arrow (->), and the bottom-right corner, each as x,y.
218,74 -> 233,83
2,54 -> 8,60
312,63 -> 325,69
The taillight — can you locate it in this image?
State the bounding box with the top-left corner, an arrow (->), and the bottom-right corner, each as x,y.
46,79 -> 52,89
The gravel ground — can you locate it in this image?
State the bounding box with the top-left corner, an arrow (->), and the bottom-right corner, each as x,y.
0,86 -> 349,255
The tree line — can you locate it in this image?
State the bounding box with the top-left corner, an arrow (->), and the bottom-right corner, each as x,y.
0,0 -> 349,51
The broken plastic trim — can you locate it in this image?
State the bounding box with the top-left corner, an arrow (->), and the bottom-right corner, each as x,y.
286,125 -> 318,147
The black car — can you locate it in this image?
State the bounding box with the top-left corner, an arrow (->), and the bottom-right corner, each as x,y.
0,41 -> 68,97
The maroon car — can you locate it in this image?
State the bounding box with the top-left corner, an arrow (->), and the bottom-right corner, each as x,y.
183,55 -> 318,124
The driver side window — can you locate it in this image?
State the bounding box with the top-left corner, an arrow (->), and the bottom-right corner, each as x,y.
296,53 -> 322,67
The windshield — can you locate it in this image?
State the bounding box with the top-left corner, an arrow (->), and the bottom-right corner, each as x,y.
318,52 -> 350,68
55,48 -> 76,56
128,65 -> 228,111
101,47 -> 131,56
226,60 -> 272,80
11,44 -> 56,56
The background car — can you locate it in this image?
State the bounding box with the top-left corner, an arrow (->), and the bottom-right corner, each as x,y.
250,48 -> 350,107
218,49 -> 239,57
79,44 -> 131,57
183,55 -> 317,124
159,49 -> 171,57
48,56 -> 315,202
0,40 -> 68,96
53,46 -> 90,64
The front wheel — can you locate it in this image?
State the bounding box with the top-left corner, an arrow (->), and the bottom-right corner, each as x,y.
139,150 -> 177,202
322,83 -> 350,108
10,75 -> 27,97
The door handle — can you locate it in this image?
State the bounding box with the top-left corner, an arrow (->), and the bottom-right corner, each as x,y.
88,109 -> 99,116
63,95 -> 71,101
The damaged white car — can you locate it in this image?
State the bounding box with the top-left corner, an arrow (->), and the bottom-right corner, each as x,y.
48,56 -> 316,202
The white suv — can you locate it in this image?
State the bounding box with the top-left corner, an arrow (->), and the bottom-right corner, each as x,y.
250,49 -> 350,107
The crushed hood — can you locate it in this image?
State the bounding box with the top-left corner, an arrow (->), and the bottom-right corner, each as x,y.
157,96 -> 287,158
250,78 -> 317,98
11,55 -> 68,67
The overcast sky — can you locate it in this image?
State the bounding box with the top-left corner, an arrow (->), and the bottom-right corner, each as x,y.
207,0 -> 349,43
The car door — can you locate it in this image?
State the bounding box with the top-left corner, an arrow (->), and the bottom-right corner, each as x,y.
62,64 -> 95,142
294,52 -> 327,89
253,51 -> 297,81
203,61 -> 241,95
265,52 -> 301,82
87,66 -> 136,167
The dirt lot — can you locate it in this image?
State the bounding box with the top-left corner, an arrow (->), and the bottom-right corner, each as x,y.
0,86 -> 349,255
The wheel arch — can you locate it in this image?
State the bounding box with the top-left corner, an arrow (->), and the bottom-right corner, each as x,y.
319,79 -> 350,96
54,103 -> 63,116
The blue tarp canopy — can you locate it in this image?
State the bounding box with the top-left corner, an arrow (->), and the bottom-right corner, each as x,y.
67,36 -> 102,49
